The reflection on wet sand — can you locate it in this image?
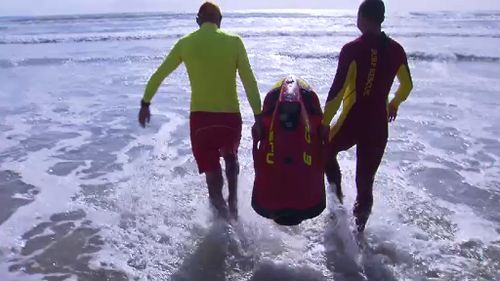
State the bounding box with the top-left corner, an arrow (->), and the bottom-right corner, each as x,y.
8,210 -> 127,280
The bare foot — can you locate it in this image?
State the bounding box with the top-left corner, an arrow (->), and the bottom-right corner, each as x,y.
228,196 -> 238,220
210,197 -> 229,220
354,214 -> 369,233
331,183 -> 344,204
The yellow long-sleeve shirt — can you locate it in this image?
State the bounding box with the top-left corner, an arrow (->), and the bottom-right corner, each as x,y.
143,22 -> 262,115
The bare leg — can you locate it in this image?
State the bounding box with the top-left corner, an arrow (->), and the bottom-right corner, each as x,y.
224,156 -> 239,220
206,168 -> 227,219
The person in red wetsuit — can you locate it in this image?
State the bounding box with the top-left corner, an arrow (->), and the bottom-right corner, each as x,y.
322,0 -> 413,232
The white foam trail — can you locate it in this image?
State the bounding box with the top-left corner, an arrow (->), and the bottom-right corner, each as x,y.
444,201 -> 499,243
0,147 -> 84,244
327,189 -> 362,259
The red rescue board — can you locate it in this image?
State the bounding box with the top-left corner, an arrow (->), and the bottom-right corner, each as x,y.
252,76 -> 326,225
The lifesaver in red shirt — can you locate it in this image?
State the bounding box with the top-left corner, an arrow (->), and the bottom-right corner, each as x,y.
252,75 -> 326,226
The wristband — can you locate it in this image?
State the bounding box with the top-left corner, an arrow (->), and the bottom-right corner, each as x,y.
254,113 -> 263,122
141,99 -> 151,108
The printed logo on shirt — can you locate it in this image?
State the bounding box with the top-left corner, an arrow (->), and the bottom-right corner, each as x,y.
363,48 -> 378,96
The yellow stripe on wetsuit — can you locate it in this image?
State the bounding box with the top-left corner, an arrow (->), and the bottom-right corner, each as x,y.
326,62 -> 357,140
323,61 -> 357,127
322,57 -> 413,130
391,64 -> 413,107
143,23 -> 262,115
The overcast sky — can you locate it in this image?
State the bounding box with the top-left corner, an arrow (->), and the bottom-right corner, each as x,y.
1,0 -> 500,16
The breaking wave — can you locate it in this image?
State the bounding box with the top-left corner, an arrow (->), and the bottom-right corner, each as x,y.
1,31 -> 500,45
2,51 -> 499,69
278,51 -> 500,63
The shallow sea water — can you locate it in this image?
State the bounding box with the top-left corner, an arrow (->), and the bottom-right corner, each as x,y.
0,10 -> 499,281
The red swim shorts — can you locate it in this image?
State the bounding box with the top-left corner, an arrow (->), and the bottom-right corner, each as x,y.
190,112 -> 242,174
